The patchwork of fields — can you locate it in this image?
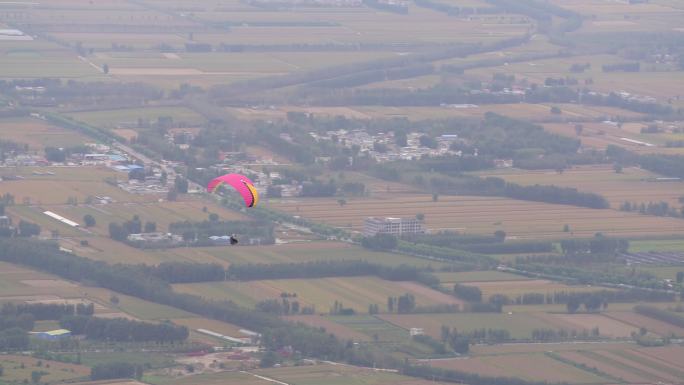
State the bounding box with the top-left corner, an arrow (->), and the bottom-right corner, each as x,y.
268,193 -> 684,238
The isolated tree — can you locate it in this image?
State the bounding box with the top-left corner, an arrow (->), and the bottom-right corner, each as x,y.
550,106 -> 562,114
102,63 -> 109,74
432,193 -> 439,202
574,124 -> 583,136
208,213 -> 219,222
566,298 -> 581,314
83,214 -> 96,227
563,224 -> 570,232
166,188 -> 178,201
31,371 -> 42,384
337,199 -> 346,207
174,177 -> 189,194
144,221 -> 156,233
613,163 -> 623,173
416,213 -> 425,221
494,230 -> 506,241
110,295 -> 120,305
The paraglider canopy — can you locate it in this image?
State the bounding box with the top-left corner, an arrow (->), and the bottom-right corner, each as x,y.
207,173 -> 259,208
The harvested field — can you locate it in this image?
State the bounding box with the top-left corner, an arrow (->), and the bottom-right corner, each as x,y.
111,128 -> 138,141
470,341 -> 632,355
544,122 -> 684,155
476,165 -> 684,208
379,313 -> 550,340
427,353 -> 608,383
1,177 -> 146,207
591,349 -> 684,383
606,311 -> 684,337
0,262 -> 81,299
461,279 -> 608,301
158,364 -> 452,385
326,315 -> 409,342
173,277 -> 461,313
633,345 -> 684,371
435,271 -> 529,284
284,315 -> 371,341
0,117 -> 88,150
532,313 -> 638,338
268,194 -> 684,239
556,350 -> 652,384
83,287 -> 193,321
20,279 -> 78,288
184,241 -> 442,268
66,106 -> 206,129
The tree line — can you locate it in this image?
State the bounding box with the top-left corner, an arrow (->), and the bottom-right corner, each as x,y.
60,316 -> 188,343
91,362 -> 143,381
2,302 -> 94,320
608,145 -> 684,179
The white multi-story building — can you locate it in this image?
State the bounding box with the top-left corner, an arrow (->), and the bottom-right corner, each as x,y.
363,217 -> 425,237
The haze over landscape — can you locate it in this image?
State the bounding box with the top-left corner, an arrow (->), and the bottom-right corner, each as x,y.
1,0 -> 684,384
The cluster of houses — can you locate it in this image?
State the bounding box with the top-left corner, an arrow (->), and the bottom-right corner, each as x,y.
310,130 -> 463,163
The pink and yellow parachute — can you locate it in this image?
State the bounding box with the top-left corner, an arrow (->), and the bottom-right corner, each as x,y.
207,173 -> 259,208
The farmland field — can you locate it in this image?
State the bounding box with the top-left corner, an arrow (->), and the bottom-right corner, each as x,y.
461,279 -> 613,301
474,165 -> 684,208
531,313 -> 638,338
0,355 -> 90,384
173,276 -> 463,313
435,271 -> 529,284
325,315 -> 410,343
544,121 -> 684,155
378,312 -> 552,340
268,194 -> 684,239
146,364 -> 453,385
66,106 -> 207,129
427,353 -> 609,383
606,311 -> 684,337
176,241 -> 444,267
284,315 -> 372,341
0,118 -> 90,150
0,50 -> 100,78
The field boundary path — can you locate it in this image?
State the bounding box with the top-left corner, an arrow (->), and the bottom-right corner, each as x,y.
240,371 -> 291,385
